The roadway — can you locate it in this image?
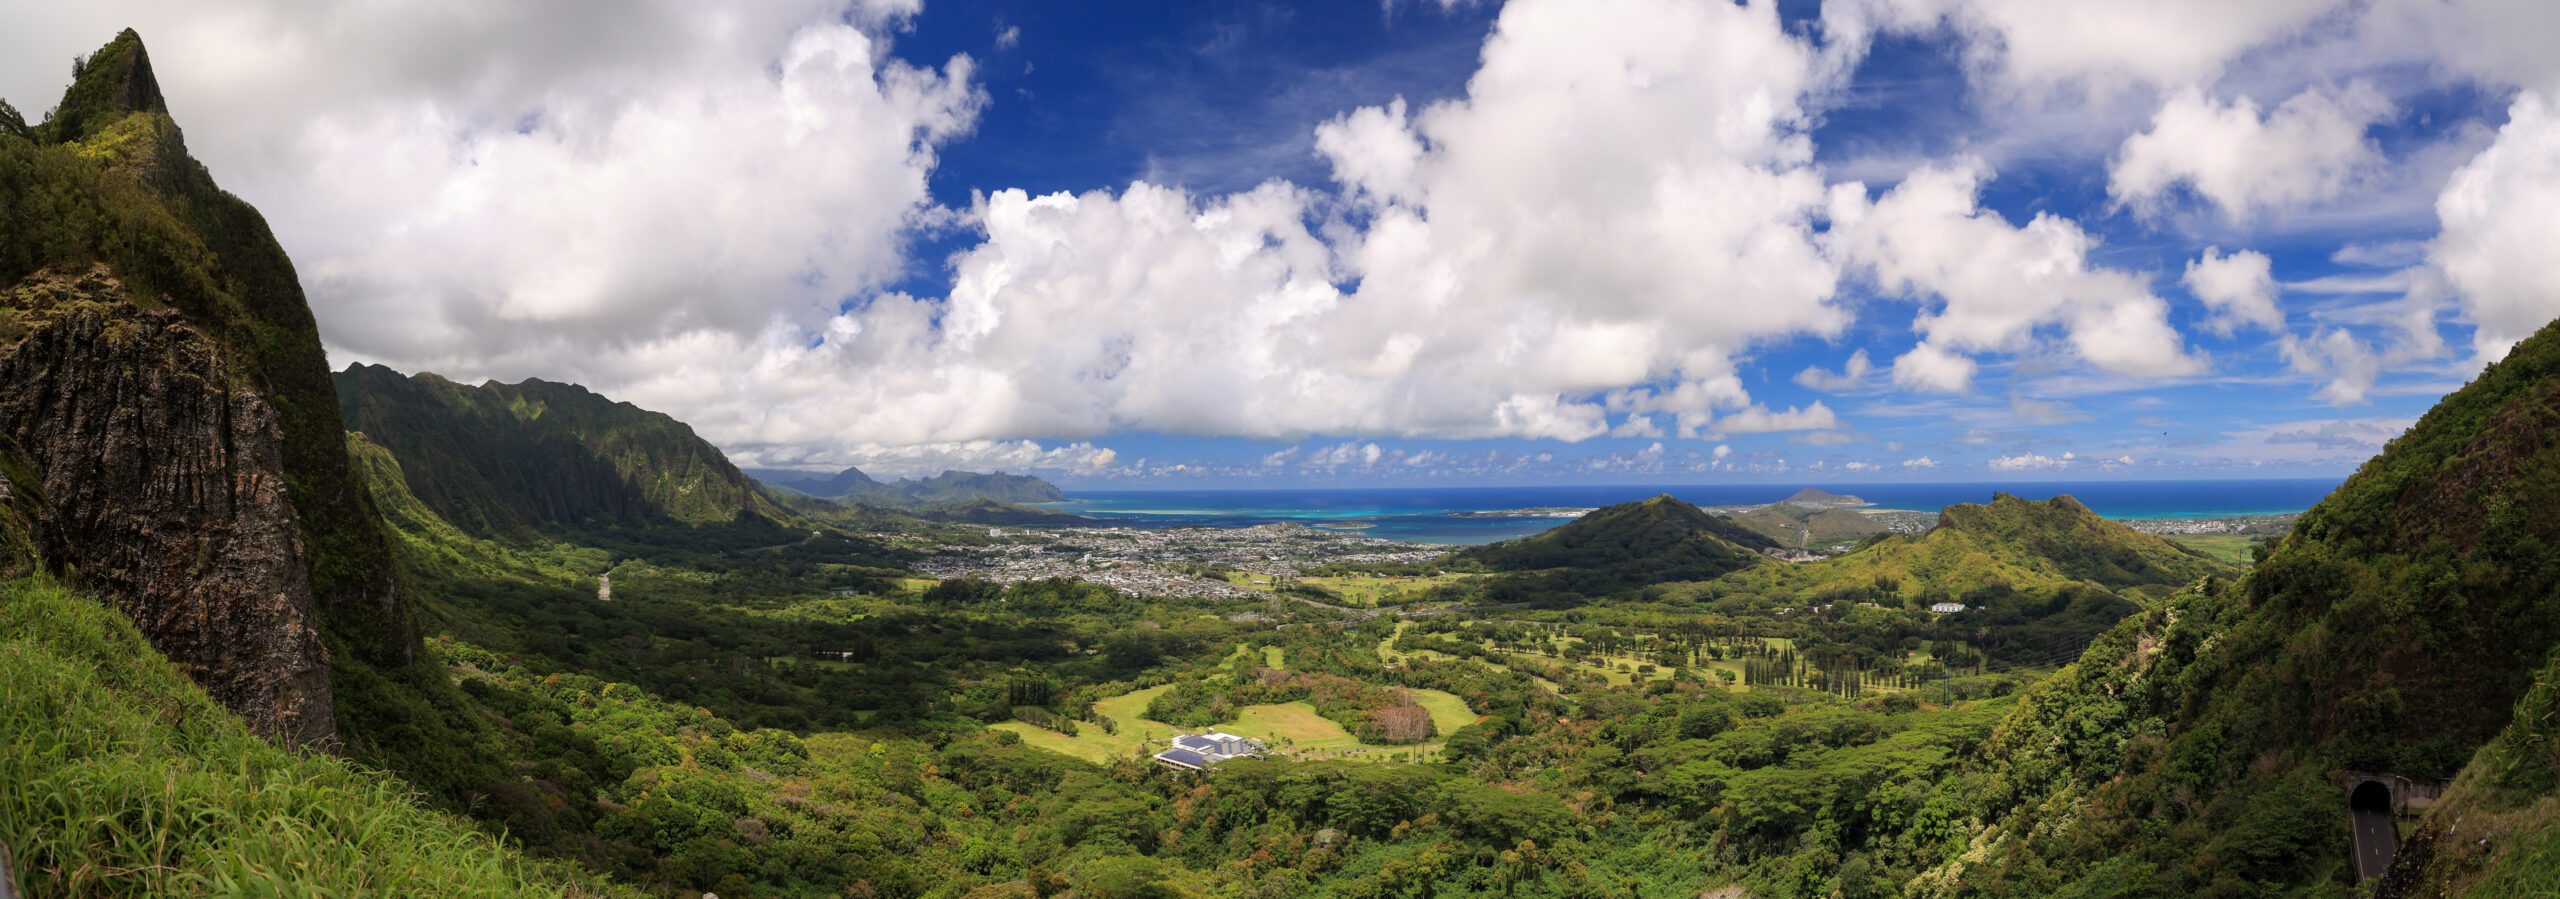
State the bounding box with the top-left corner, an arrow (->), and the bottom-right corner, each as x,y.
2351,803 -> 2398,881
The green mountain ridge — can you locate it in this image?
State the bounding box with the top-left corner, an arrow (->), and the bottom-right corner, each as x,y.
747,465 -> 1067,507
337,363 -> 794,537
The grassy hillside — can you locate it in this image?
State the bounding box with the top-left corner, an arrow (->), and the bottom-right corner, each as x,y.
0,575 -> 622,897
338,363 -> 793,537
1714,493 -> 2232,603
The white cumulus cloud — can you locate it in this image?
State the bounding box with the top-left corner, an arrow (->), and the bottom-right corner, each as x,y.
2182,247 -> 2285,336
1793,349 -> 1873,392
2432,85 -> 2560,362
2111,84 -> 2393,222
1834,161 -> 2204,391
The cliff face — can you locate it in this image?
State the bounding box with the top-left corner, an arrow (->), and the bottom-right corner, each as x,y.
0,267 -> 332,745
0,30 -> 416,747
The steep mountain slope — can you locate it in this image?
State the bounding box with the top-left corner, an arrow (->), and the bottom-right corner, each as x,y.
0,30 -> 413,746
1922,316 -> 2560,896
337,363 -> 792,536
1718,493 -> 2232,601
1455,495 -> 1780,599
747,464 -> 1067,506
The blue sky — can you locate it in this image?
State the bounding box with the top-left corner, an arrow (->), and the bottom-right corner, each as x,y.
9,0 -> 2558,486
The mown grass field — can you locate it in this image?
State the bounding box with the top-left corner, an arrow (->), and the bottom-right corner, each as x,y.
1412,689 -> 1480,734
989,721 -> 1121,764
1231,702 -> 1362,750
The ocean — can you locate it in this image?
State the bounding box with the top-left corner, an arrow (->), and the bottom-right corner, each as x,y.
1044,479 -> 2345,545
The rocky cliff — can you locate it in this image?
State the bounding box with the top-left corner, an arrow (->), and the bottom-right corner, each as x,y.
0,30 -> 415,747
0,267 -> 333,744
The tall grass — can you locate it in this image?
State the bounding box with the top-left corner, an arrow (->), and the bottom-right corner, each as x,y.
0,575 -> 630,897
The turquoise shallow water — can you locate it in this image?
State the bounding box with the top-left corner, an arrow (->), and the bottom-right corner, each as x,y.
1047,479 -> 2343,545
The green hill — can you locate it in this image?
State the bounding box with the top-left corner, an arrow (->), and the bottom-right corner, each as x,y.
1716,493 -> 2231,602
337,363 -> 793,537
1455,495 -> 1780,600
1929,316 -> 2560,896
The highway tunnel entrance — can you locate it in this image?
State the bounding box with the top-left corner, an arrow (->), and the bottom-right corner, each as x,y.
2352,780 -> 2393,813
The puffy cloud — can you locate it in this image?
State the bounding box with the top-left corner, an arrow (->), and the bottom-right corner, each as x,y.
1825,0 -> 2345,97
2110,84 -> 2392,222
1709,402 -> 1841,436
1900,456 -> 1940,468
1610,416 -> 1666,439
2182,247 -> 2285,335
1990,452 -> 2071,471
2277,300 -> 2445,404
1891,343 -> 1980,393
2432,86 -> 2560,361
1834,161 -> 2204,389
1794,349 -> 1873,392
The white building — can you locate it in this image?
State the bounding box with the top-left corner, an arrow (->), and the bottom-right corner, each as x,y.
1152,732 -> 1266,771
1929,602 -> 1967,614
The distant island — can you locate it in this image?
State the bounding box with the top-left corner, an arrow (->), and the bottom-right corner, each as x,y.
1780,487 -> 1870,508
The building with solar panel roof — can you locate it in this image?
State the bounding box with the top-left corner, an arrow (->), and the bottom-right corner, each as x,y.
1152,732 -> 1266,770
